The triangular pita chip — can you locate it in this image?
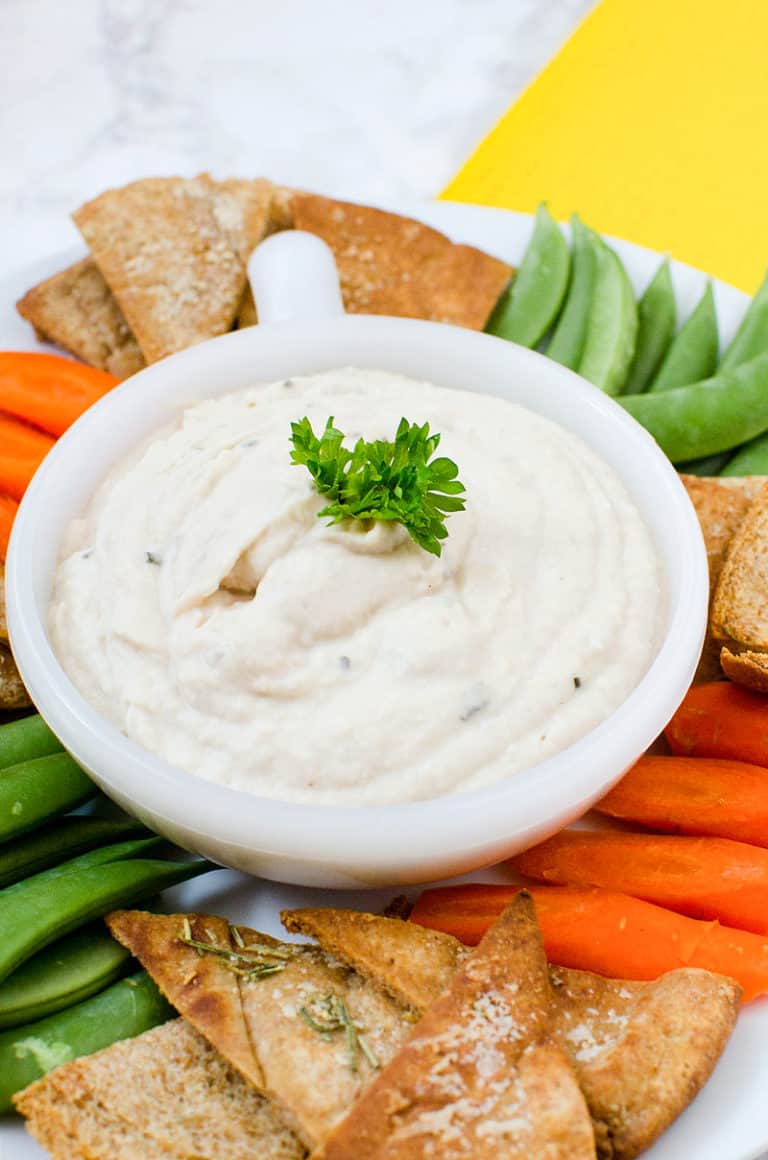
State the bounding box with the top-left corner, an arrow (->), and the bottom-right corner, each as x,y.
107,910 -> 413,1150
16,1018 -> 306,1160
16,257 -> 145,379
291,193 -> 511,329
284,907 -> 740,1160
312,894 -> 595,1160
73,176 -> 270,363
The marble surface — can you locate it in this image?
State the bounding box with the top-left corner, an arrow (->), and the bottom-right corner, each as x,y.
0,0 -> 595,275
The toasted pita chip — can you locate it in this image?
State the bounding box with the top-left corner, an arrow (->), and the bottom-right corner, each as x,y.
711,479 -> 768,657
16,1018 -> 306,1160
680,474 -> 768,681
291,193 -> 511,329
73,177 -> 250,363
549,965 -> 739,1160
212,177 -> 274,261
107,910 -> 413,1150
285,907 -> 739,1160
282,906 -> 467,1013
719,646 -> 768,691
16,258 -> 145,379
313,894 -> 594,1160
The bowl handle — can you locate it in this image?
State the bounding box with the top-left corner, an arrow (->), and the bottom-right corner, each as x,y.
248,231 -> 345,324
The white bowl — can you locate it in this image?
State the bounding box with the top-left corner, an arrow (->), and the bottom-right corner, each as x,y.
6,232 -> 708,888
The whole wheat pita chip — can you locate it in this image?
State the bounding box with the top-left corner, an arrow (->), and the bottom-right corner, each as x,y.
549,965 -> 740,1160
711,480 -> 768,661
107,910 -> 413,1150
73,177 -> 253,363
284,907 -> 740,1160
16,1018 -> 306,1160
16,258 -> 145,379
680,474 -> 768,682
312,894 -> 595,1160
291,193 -> 511,329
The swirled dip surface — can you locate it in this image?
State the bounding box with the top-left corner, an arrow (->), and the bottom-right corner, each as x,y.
51,368 -> 663,805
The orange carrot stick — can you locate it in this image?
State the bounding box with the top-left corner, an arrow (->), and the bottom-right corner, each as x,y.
0,414 -> 55,500
0,412 -> 55,459
513,830 -> 768,934
0,455 -> 48,502
0,495 -> 17,561
410,884 -> 768,1001
0,352 -> 118,437
666,681 -> 768,766
595,755 -> 768,847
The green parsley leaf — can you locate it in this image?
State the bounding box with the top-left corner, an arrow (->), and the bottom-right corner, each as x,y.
290,415 -> 466,557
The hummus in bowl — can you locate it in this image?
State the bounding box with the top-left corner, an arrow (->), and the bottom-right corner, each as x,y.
50,367 -> 663,807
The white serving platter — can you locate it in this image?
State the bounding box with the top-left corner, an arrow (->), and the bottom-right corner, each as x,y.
0,200 -> 766,1160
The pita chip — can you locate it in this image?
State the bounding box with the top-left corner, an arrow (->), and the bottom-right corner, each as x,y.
312,894 -> 595,1160
107,910 -> 414,1150
73,176 -> 252,363
16,1019 -> 306,1160
710,480 -> 768,689
16,257 -> 145,378
291,193 -> 511,329
285,907 -> 739,1160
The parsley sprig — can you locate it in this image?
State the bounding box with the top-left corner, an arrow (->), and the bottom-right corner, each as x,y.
289,416 -> 466,556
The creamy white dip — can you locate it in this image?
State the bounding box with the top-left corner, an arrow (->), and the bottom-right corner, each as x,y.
51,368 -> 663,805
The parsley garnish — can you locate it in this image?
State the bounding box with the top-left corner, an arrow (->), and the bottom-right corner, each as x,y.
289,416 -> 466,556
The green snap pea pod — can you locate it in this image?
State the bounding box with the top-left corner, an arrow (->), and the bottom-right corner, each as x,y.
0,924 -> 132,1029
546,214 -> 597,369
0,836 -> 163,890
721,430 -> 768,476
624,259 -> 676,394
0,715 -> 62,772
649,282 -> 719,391
486,203 -> 569,347
0,853 -> 213,984
577,236 -> 638,395
720,268 -> 768,371
676,451 -> 734,476
620,352 -> 768,461
0,752 -> 97,844
0,970 -> 172,1112
0,817 -> 149,889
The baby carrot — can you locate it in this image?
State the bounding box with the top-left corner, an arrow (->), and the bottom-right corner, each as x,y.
0,412 -> 55,459
0,413 -> 55,499
595,755 -> 768,846
410,884 -> 768,1000
513,830 -> 768,934
0,352 -> 118,437
0,495 -> 16,561
666,681 -> 768,766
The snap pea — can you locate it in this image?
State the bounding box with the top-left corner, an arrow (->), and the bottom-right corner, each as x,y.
486,203 -> 569,347
0,852 -> 213,983
0,970 -> 172,1112
0,752 -> 96,844
624,259 -> 676,394
721,430 -> 768,476
720,267 -> 768,371
649,282 -> 719,391
676,451 -> 734,476
0,715 -> 62,772
620,352 -> 768,461
546,214 -> 597,369
0,817 -> 149,889
0,924 -> 131,1029
577,236 -> 638,395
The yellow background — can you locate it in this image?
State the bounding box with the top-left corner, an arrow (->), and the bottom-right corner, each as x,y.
444,0 -> 768,292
